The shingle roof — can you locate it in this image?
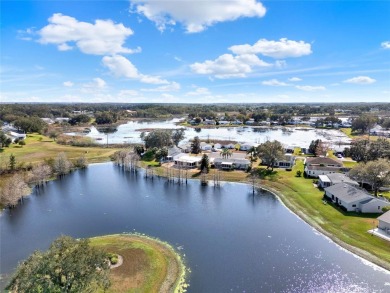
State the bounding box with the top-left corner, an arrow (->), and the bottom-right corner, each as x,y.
378,211 -> 390,223
326,173 -> 359,186
214,158 -> 250,164
306,157 -> 342,166
325,183 -> 371,204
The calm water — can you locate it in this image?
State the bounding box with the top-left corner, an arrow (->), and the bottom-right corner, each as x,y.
79,118 -> 351,147
1,163 -> 389,292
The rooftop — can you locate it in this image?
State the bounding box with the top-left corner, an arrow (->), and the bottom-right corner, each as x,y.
378,211 -> 390,223
325,183 -> 371,204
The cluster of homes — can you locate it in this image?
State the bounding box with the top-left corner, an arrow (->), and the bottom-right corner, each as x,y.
302,156 -> 389,215
164,142 -> 296,172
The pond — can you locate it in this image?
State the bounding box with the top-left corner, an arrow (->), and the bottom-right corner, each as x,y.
1,163 -> 389,292
73,118 -> 351,148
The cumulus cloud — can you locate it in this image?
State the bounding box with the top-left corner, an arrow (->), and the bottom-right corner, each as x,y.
381,41 -> 390,49
141,82 -> 181,92
63,81 -> 74,87
186,86 -> 211,96
190,53 -> 271,78
229,38 -> 312,58
262,79 -> 290,86
102,54 -> 169,84
288,77 -> 302,82
38,13 -> 140,55
81,78 -> 107,93
130,0 -> 266,33
296,85 -> 325,91
343,76 -> 376,84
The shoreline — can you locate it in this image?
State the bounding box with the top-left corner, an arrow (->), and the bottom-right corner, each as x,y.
256,183 -> 390,272
89,233 -> 188,293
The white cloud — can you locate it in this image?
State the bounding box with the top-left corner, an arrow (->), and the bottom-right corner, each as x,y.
288,77 -> 302,82
186,86 -> 211,96
118,89 -> 139,97
262,79 -> 290,86
141,81 -> 181,92
381,41 -> 390,49
82,78 -> 107,93
63,81 -> 74,87
296,85 -> 325,91
131,0 -> 266,33
343,76 -> 376,84
190,53 -> 271,78
229,38 -> 312,58
38,13 -> 140,55
102,54 -> 169,84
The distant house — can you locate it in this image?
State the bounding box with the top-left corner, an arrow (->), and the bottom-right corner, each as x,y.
284,145 -> 295,154
276,154 -> 295,169
223,143 -> 235,149
231,120 -> 242,125
240,142 -> 257,151
245,119 -> 255,125
304,157 -> 343,178
41,118 -> 54,124
324,183 -> 389,213
203,119 -> 216,125
213,143 -> 222,150
378,211 -> 390,232
214,158 -> 250,170
173,154 -> 202,168
54,117 -> 70,123
218,120 -> 230,125
200,142 -> 212,151
7,131 -> 26,142
318,173 -> 359,189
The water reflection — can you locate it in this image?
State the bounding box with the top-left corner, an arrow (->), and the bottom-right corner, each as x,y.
0,163 -> 388,292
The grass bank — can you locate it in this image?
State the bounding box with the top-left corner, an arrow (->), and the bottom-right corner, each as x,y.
256,160 -> 390,271
90,234 -> 187,293
0,133 -> 120,166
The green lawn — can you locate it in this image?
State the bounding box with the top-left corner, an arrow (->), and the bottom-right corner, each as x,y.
258,160 -> 390,269
0,133 -> 120,166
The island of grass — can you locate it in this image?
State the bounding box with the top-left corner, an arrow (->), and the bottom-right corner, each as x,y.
90,234 -> 188,293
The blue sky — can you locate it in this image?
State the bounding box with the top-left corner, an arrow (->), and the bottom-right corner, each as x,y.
1,0 -> 389,103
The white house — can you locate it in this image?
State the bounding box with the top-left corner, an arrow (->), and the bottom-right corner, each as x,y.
304,157 -> 343,178
203,119 -> 216,125
276,154 -> 295,169
360,198 -> 389,213
213,143 -> 222,150
223,143 -> 235,149
200,142 -> 212,151
218,120 -> 230,125
318,173 -> 359,189
7,131 -> 26,142
173,154 -> 202,168
378,211 -> 390,232
165,146 -> 182,162
240,142 -> 257,151
41,118 -> 54,124
213,158 -> 250,170
324,183 -> 388,213
55,117 -> 70,123
245,119 -> 255,125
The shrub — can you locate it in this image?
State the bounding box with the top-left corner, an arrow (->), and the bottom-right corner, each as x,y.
296,170 -> 302,177
382,206 -> 390,213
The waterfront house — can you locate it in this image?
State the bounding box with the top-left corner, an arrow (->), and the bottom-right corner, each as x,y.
276,154 -> 295,169
318,173 -> 359,189
245,119 -> 255,125
324,183 -> 389,213
304,157 -> 343,178
165,146 -> 182,162
173,154 -> 202,168
378,211 -> 390,232
213,157 -> 250,170
218,120 -> 230,125
240,142 -> 257,151
7,131 -> 26,142
203,119 -> 216,125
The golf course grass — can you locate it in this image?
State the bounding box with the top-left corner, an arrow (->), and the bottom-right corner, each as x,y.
90,234 -> 188,293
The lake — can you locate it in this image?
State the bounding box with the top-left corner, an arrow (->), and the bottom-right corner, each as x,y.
1,163 -> 389,292
75,118 -> 351,148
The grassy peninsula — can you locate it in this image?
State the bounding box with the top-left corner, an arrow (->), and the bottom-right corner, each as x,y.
90,234 -> 187,293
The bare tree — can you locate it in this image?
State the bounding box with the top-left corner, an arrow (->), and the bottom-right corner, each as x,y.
29,163 -> 52,186
1,174 -> 29,207
52,152 -> 73,176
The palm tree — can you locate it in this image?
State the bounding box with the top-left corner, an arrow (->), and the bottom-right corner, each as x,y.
247,146 -> 258,167
220,148 -> 232,159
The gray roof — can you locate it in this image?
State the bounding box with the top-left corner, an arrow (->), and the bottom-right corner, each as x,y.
214,158 -> 250,165
305,157 -> 342,166
326,173 -> 359,186
325,183 -> 371,204
378,211 -> 390,223
307,166 -> 342,172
